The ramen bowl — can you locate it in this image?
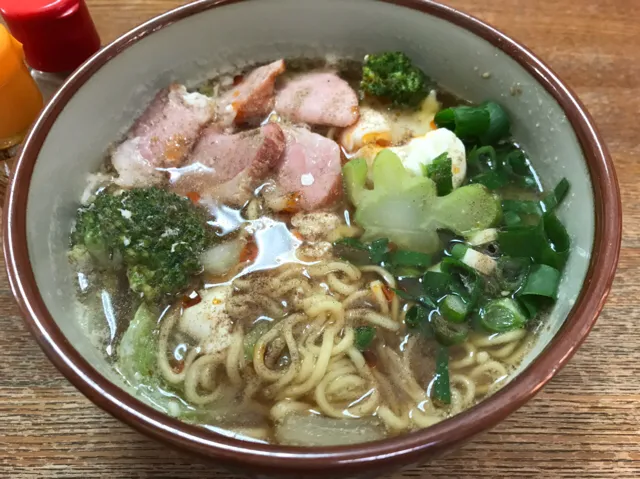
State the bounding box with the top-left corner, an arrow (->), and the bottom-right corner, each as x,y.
3,0 -> 621,477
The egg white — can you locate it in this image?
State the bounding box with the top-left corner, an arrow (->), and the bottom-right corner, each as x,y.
340,90 -> 440,153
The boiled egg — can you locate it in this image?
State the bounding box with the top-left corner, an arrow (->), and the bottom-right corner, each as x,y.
340,106 -> 392,152
389,128 -> 467,189
352,128 -> 467,189
340,90 -> 440,153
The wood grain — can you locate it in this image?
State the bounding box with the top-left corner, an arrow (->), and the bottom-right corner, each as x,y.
1,0 -> 638,477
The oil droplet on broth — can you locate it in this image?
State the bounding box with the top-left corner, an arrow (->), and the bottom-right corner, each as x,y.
204,201 -> 305,288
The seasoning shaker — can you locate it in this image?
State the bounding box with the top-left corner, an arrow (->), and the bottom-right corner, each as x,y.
0,0 -> 101,104
0,24 -> 43,161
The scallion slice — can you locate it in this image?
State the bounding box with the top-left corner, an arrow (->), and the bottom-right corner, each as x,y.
433,346 -> 451,404
432,313 -> 469,345
542,178 -> 570,212
479,101 -> 511,145
422,271 -> 453,302
519,264 -> 561,299
450,243 -> 468,260
503,210 -> 522,227
440,257 -> 482,305
388,250 -> 432,268
500,149 -> 538,189
354,326 -> 376,351
480,298 -> 527,332
495,256 -> 531,292
404,304 -> 434,337
497,212 -> 570,269
516,264 -> 561,317
368,238 -> 390,264
434,105 -> 491,140
540,213 -> 570,269
471,170 -> 508,190
332,238 -> 370,265
434,102 -> 509,144
468,145 -> 498,171
440,294 -> 468,323
502,199 -> 542,217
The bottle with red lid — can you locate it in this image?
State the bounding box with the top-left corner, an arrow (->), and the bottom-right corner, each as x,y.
0,0 -> 101,103
0,24 -> 43,158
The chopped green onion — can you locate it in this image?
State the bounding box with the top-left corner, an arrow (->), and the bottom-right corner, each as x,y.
440,257 -> 482,305
503,210 -> 522,227
502,199 -> 542,216
518,296 -> 541,318
519,264 -> 561,299
440,294 -> 468,323
479,101 -> 510,145
422,271 -> 453,302
434,105 -> 491,140
368,238 -> 390,264
405,304 -> 428,329
433,346 -> 451,404
450,243 -> 468,260
468,144 -> 536,190
497,225 -> 541,258
468,145 -> 498,171
468,311 -> 485,332
480,298 -> 527,333
392,287 -> 416,301
405,304 -> 434,337
332,238 -> 370,265
333,237 -> 366,249
500,149 -> 537,189
393,288 -> 436,309
435,102 -> 509,145
495,256 -> 531,291
517,264 -> 561,316
386,248 -> 432,278
502,149 -> 530,175
388,250 -> 432,268
542,178 -> 570,212
395,278 -> 437,308
540,213 -> 570,269
391,266 -> 424,278
425,152 -> 453,196
471,170 -> 508,190
354,326 -> 376,351
497,212 -> 570,269
432,313 -> 469,346
332,237 -> 391,266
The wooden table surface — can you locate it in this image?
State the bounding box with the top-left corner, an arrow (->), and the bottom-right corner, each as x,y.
1,0 -> 638,477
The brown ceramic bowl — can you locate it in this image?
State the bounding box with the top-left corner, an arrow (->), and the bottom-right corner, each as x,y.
3,0 -> 621,477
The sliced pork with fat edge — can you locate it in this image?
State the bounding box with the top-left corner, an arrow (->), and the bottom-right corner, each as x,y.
111,84 -> 214,187
171,122 -> 286,205
269,126 -> 343,211
275,72 -> 359,127
217,59 -> 286,125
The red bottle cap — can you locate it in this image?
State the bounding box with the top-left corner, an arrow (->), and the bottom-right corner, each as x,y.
0,0 -> 101,73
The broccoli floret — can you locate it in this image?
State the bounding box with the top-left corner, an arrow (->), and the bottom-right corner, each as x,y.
72,187 -> 215,302
360,52 -> 430,108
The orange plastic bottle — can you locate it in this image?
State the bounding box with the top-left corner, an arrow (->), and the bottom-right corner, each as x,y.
0,24 -> 43,151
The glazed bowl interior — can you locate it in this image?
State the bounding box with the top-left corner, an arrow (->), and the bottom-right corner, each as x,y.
8,0 -> 611,472
27,0 -> 593,379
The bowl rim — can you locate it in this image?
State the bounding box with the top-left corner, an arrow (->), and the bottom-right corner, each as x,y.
3,0 -> 621,472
